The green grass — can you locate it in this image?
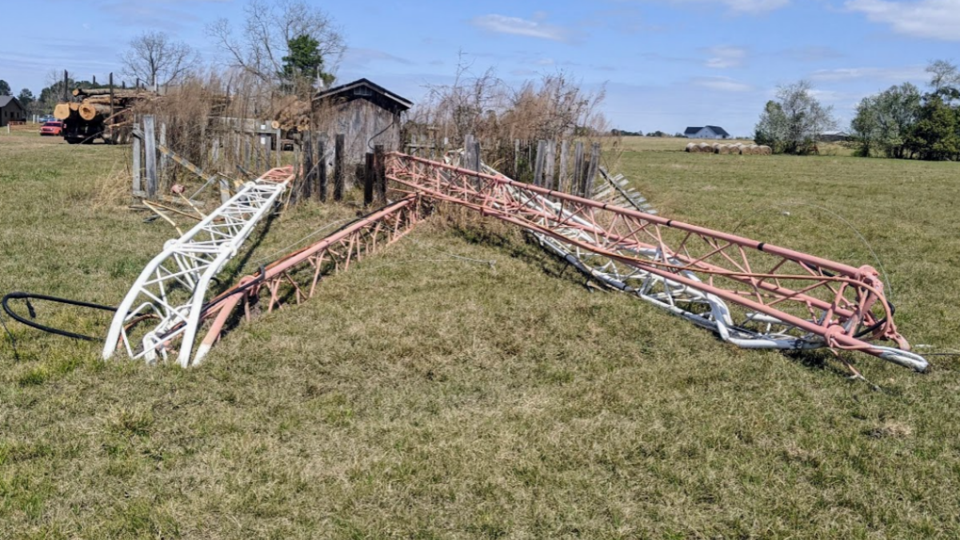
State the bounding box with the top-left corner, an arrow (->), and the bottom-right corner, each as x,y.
2,133 -> 960,538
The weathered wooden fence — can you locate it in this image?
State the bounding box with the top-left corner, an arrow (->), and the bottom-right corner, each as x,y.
404,135 -> 603,197
132,115 -> 356,206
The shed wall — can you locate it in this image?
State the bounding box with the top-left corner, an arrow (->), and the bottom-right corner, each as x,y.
315,98 -> 402,183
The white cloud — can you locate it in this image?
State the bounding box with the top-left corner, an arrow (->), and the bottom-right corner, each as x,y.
846,0 -> 960,41
470,14 -> 572,42
810,66 -> 929,82
651,0 -> 790,14
692,76 -> 753,92
703,46 -> 747,68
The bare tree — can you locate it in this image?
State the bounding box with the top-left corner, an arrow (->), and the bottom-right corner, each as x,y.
209,0 -> 345,88
121,31 -> 200,88
926,59 -> 960,92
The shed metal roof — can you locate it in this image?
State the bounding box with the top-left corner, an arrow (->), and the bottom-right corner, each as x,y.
313,78 -> 413,113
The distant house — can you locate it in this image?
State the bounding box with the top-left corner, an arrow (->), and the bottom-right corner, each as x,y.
820,131 -> 851,142
0,96 -> 27,127
684,125 -> 730,139
312,78 -> 413,172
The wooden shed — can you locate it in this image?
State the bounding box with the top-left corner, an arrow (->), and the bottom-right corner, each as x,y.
0,96 -> 27,127
312,78 -> 413,174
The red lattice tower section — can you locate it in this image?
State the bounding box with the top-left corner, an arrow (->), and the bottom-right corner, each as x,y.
385,153 -> 927,372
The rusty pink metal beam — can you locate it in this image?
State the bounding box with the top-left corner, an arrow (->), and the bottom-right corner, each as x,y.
190,195 -> 423,363
385,152 -> 927,371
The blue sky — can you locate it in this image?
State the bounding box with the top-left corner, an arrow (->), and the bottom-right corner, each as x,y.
1,0 -> 957,135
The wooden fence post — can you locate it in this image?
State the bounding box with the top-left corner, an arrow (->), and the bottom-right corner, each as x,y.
573,141 -> 584,195
558,140 -> 569,193
276,129 -> 282,168
374,144 -> 386,204
463,134 -> 481,173
132,124 -> 142,195
533,140 -> 545,186
363,152 -> 375,206
317,138 -> 327,202
302,132 -> 314,201
545,141 -> 556,190
211,137 -> 220,172
583,142 -> 601,197
158,122 -> 168,186
143,115 -> 157,199
333,134 -> 345,202
513,139 -> 520,179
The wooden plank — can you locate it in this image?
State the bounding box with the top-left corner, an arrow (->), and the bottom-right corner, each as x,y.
514,139 -> 520,179
263,126 -> 271,169
584,142 -> 601,197
159,122 -> 168,185
333,134 -> 345,201
463,134 -> 476,169
558,140 -> 569,193
211,137 -> 220,171
132,126 -> 142,194
533,140 -> 545,187
572,141 -> 584,195
143,115 -> 157,199
317,138 -> 327,202
276,129 -> 282,167
363,152 -> 374,206
545,141 -> 556,190
302,132 -> 314,201
374,144 -> 386,204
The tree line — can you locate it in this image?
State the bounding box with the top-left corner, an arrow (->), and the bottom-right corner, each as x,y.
851,60 -> 960,161
1,0 -> 343,115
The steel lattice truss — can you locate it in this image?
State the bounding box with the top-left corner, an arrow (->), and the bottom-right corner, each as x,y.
103,167 -> 294,365
385,153 -> 928,372
190,195 -> 423,364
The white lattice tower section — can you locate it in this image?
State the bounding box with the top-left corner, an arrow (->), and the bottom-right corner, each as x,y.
103,167 -> 293,366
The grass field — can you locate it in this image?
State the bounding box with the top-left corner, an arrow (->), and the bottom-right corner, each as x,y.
2,132 -> 960,538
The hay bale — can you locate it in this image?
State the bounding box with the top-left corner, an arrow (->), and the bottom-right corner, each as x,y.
685,142 -> 697,153
698,143 -> 713,153
759,145 -> 773,155
746,144 -> 760,155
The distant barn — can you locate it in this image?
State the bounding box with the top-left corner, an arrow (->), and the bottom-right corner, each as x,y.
0,96 -> 26,127
312,78 -> 413,172
684,125 -> 730,140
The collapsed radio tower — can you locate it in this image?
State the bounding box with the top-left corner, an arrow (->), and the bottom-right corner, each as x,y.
100,151 -> 927,372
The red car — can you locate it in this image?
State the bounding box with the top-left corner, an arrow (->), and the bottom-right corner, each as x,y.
40,121 -> 63,136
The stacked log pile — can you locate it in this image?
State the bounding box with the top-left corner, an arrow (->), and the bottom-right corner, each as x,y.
53,87 -> 156,144
269,95 -> 312,132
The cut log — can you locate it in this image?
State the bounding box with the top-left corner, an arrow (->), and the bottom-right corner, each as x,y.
75,87 -> 147,98
68,102 -> 81,111
79,102 -> 112,121
53,103 -> 72,120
